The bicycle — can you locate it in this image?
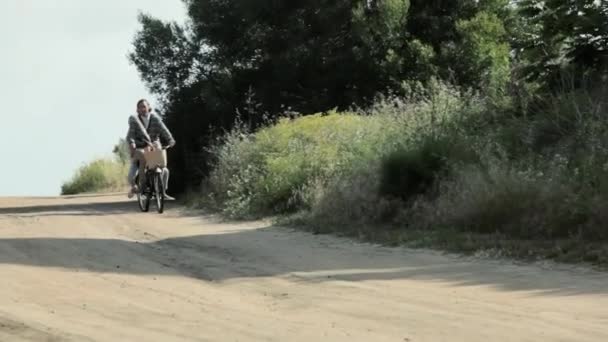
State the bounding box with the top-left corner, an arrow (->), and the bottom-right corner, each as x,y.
134,145 -> 171,214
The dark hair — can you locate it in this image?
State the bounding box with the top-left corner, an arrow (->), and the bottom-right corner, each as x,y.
137,99 -> 152,112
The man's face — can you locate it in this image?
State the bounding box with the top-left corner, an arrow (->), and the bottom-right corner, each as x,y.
137,102 -> 150,116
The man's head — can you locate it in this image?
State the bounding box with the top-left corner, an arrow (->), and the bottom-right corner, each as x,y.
137,99 -> 151,116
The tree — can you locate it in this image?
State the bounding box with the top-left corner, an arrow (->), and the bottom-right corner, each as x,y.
112,138 -> 130,165
454,11 -> 511,95
183,0 -> 411,112
129,14 -> 200,104
128,0 -> 516,192
405,0 -> 513,91
515,0 -> 608,88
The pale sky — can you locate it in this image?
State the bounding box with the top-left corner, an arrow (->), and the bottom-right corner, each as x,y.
0,0 -> 188,196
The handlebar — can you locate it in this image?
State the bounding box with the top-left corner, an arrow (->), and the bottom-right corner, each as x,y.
146,144 -> 173,151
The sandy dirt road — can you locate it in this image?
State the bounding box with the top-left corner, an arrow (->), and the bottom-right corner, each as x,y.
0,194 -> 607,342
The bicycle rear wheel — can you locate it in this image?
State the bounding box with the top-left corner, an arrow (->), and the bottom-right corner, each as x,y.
136,174 -> 150,212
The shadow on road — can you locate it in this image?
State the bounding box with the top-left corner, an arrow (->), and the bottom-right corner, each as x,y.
0,200 -> 134,216
1,199 -> 606,296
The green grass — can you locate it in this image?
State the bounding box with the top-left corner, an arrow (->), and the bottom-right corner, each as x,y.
61,158 -> 129,195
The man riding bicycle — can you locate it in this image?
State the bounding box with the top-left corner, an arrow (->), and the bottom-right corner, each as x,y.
126,99 -> 176,200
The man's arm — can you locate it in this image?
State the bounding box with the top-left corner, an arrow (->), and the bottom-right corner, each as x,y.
155,115 -> 176,147
126,116 -> 137,148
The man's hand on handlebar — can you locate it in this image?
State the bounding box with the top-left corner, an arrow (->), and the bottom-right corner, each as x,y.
158,141 -> 176,150
151,141 -> 175,151
131,141 -> 174,152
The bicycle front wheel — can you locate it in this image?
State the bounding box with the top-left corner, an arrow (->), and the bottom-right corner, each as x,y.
154,173 -> 165,214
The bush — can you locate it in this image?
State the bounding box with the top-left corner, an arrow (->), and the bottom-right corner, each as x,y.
206,112 -> 385,218
206,81 -> 479,219
400,78 -> 608,243
302,165 -> 403,228
379,132 -> 477,201
61,158 -> 129,195
414,153 -> 608,240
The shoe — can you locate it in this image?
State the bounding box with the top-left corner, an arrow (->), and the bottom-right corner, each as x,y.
127,185 -> 138,199
164,193 -> 176,201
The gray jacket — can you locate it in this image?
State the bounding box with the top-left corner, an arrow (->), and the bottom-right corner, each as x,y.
126,113 -> 176,148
